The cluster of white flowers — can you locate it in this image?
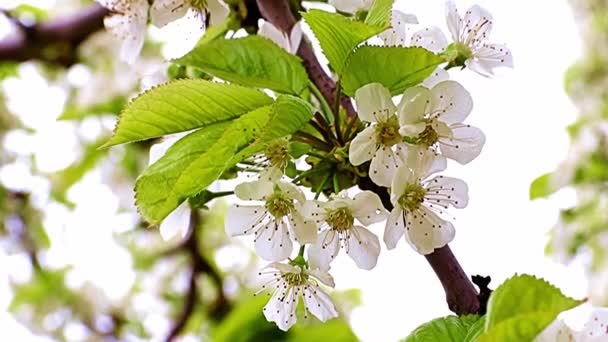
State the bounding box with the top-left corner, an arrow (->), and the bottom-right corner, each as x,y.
96,0 -> 229,63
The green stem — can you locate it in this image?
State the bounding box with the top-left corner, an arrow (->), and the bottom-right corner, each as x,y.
332,172 -> 340,194
298,245 -> 305,258
333,81 -> 343,144
315,173 -> 331,200
309,82 -> 333,122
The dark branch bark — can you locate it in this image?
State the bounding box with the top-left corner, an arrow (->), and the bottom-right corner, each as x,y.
0,5 -> 108,65
255,0 -> 356,118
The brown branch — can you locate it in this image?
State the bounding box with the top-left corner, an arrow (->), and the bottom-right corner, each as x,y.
255,0 -> 356,118
0,5 -> 108,65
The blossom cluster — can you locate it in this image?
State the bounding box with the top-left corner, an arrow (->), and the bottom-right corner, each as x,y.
144,0 -> 511,331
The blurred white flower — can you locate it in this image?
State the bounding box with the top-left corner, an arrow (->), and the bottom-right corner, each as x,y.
535,306 -> 608,342
258,262 -> 338,331
384,151 -> 467,254
302,190 -> 387,271
97,0 -> 149,64
329,0 -> 373,14
258,21 -> 303,55
150,0 -> 229,29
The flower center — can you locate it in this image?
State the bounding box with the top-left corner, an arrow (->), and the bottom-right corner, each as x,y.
444,42 -> 473,68
189,0 -> 208,10
398,184 -> 427,211
325,206 -> 354,231
264,139 -> 290,169
282,272 -> 309,286
417,123 -> 439,147
375,116 -> 402,146
265,193 -> 294,218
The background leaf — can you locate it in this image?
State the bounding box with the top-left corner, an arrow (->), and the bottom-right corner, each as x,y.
177,36 -> 309,95
341,45 -> 443,96
104,80 -> 272,147
403,315 -> 482,342
365,0 -> 395,27
302,10 -> 384,74
529,173 -> 556,200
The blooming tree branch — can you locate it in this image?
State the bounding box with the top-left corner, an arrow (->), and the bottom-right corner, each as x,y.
0,5 -> 108,65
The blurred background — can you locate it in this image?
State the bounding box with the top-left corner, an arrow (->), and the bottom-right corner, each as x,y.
0,0 -> 602,341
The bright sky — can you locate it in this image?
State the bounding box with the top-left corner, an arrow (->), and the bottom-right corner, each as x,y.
0,0 -> 586,341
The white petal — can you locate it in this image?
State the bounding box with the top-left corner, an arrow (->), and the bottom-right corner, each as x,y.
264,262 -> 299,274
208,0 -> 230,26
264,288 -> 298,331
462,4 -> 493,43
347,226 -> 380,270
349,126 -> 377,166
104,0 -> 148,64
369,146 -> 403,187
354,83 -> 397,123
421,67 -> 450,88
303,286 -> 338,322
439,124 -> 485,164
431,80 -> 473,125
290,211 -> 317,244
471,43 -> 513,73
379,10 -> 418,47
259,20 -> 291,52
277,181 -> 306,203
577,308 -> 608,341
255,219 -> 293,261
160,203 -> 191,240
390,163 -> 416,204
465,58 -> 494,77
225,204 -> 266,236
424,175 -> 469,209
259,165 -> 283,183
150,0 -> 188,28
289,22 -> 303,54
308,230 -> 340,272
384,208 -> 405,249
533,316 -> 575,342
300,200 -> 327,223
404,207 -> 454,255
397,85 -> 431,132
407,147 -> 447,180
445,1 -> 461,42
308,268 -> 335,287
234,180 -> 273,201
351,191 -> 387,225
329,0 -> 367,13
148,136 -> 179,165
411,26 -> 448,53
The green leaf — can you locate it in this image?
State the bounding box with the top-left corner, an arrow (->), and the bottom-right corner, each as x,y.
529,173 -> 556,200
463,316 -> 486,342
480,274 -> 582,342
365,0 -> 395,27
136,96 -> 313,224
302,10 -> 385,74
58,96 -> 126,121
404,315 -> 482,342
289,319 -> 359,341
213,295 -> 287,341
342,45 -> 444,96
103,80 -> 272,147
177,36 -> 309,95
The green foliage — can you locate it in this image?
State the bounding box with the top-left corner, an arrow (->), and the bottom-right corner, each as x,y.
302,10 -> 385,74
103,80 -> 273,147
403,315 -> 483,342
10,268 -> 74,312
289,319 -> 359,341
0,63 -> 18,80
177,36 -> 309,95
135,96 -> 313,224
59,96 -> 127,120
213,295 -> 287,341
529,173 -> 556,200
365,0 -> 395,27
479,274 -> 582,342
341,46 -> 444,96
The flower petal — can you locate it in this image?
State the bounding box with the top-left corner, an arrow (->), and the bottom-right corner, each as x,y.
277,181 -> 306,203
354,83 -> 397,123
397,85 -> 431,131
104,0 -> 148,64
577,307 -> 608,341
439,124 -> 485,164
329,0 -> 369,13
234,180 -> 274,201
264,287 -> 298,331
351,191 -> 387,225
259,165 -> 284,183
259,20 -> 291,52
255,219 -> 293,261
379,10 -> 418,47
290,211 -> 317,244
225,204 -> 266,236
159,202 -> 191,240
303,286 -> 338,322
309,268 -> 336,287
370,146 -> 403,187
422,67 -> 450,88
390,163 -> 416,205
208,0 -> 230,26
349,126 -> 377,166
424,175 -> 469,209
308,230 -> 340,271
264,262 -> 299,274
404,207 -> 455,254
471,43 -> 514,74
300,200 -> 327,223
384,208 -> 405,249
407,147 -> 447,180
445,1 -> 461,42
463,4 -> 493,42
411,26 -> 448,53
347,226 -> 380,270
431,80 -> 473,125
150,0 -> 188,28
289,22 -> 303,54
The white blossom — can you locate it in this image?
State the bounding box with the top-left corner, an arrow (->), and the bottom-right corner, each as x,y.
225,180 -> 317,261
329,0 -> 373,14
243,138 -> 291,183
97,0 -> 149,64
150,0 -> 229,29
259,20 -> 303,55
302,191 -> 387,271
535,306 -> 608,342
257,262 -> 338,331
348,83 -> 410,187
398,80 -> 485,164
384,150 -> 468,254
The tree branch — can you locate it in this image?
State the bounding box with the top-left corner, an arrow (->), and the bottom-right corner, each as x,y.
255,0 -> 356,118
0,5 -> 108,65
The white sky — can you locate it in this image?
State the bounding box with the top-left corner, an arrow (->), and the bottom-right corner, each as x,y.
0,0 -> 587,341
